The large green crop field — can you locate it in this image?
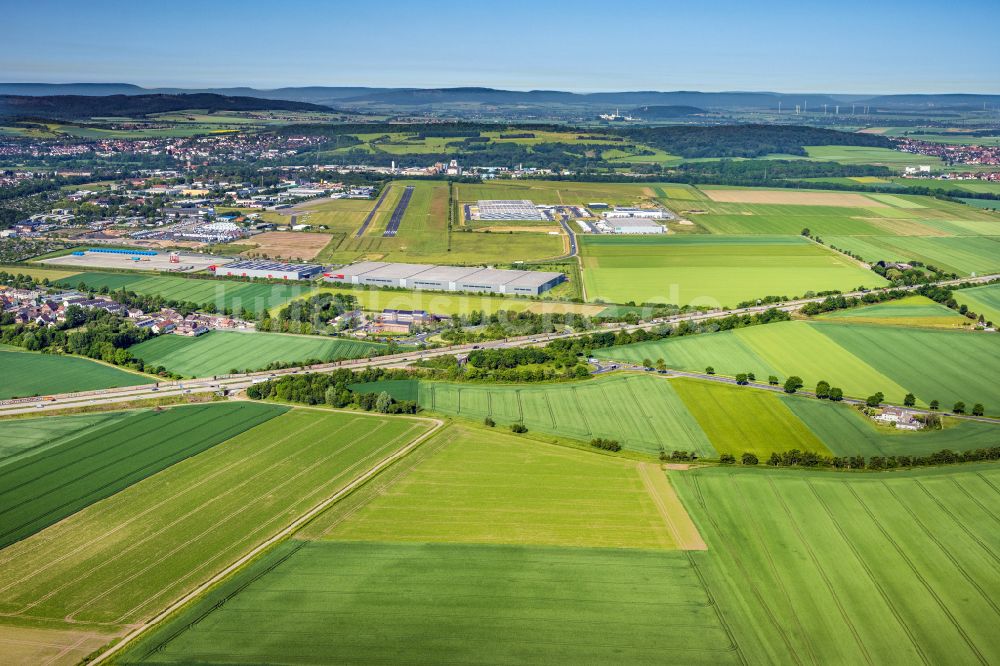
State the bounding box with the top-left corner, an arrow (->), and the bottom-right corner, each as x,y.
121,541 -> 733,666
118,426 -> 1000,665
954,282 -> 1000,326
56,272 -> 314,315
128,330 -> 383,376
310,422 -> 693,548
0,402 -> 283,549
0,408 -> 433,664
0,348 -> 151,399
410,374 -> 716,456
675,465 -> 1000,664
358,373 -> 997,460
579,235 -> 883,307
595,320 -> 1000,409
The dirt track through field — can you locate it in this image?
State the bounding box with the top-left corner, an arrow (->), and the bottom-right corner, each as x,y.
86,412 -> 444,665
637,463 -> 707,550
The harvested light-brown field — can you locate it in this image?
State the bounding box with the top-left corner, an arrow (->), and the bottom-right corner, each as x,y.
702,188 -> 885,207
0,625 -> 118,666
243,232 -> 332,260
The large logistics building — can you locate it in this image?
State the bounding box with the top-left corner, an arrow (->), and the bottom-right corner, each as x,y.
325,261 -> 565,296
473,200 -> 545,221
214,259 -> 324,280
598,217 -> 665,234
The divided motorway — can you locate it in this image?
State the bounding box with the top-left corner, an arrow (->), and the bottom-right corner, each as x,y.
2,273 -> 996,417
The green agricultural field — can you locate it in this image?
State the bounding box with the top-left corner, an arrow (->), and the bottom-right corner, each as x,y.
954,282 -> 1000,326
0,263 -> 81,281
310,422 -> 695,548
120,426 -> 1000,665
0,411 -> 134,463
688,203 -> 890,236
683,187 -> 999,237
595,320 -> 1000,408
409,374 -> 716,456
814,322 -> 1000,411
347,378 -> 419,401
120,541 -> 734,666
0,408 -> 433,665
0,402 -> 283,549
0,349 -> 151,399
959,197 -> 1000,211
825,235 -> 1000,275
671,378 -> 831,458
56,272 -> 314,315
817,294 -> 971,329
128,330 -> 383,377
579,235 -> 884,307
804,145 -> 945,169
674,465 -> 1000,664
783,395 -> 1000,457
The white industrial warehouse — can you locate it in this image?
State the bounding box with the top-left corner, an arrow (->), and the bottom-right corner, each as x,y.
472,200 -> 546,221
326,261 -> 565,296
213,260 -> 325,280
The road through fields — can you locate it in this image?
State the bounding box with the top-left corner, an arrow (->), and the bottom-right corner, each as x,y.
1,273 -> 997,419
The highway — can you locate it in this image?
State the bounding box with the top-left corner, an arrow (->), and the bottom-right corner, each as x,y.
2,272 -> 997,417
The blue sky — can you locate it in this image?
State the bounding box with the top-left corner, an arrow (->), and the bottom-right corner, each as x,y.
4,0 -> 999,93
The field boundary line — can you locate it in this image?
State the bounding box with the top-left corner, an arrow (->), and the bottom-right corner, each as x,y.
87,415 -> 444,665
683,551 -> 746,663
106,420 -> 425,625
636,464 -> 706,551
